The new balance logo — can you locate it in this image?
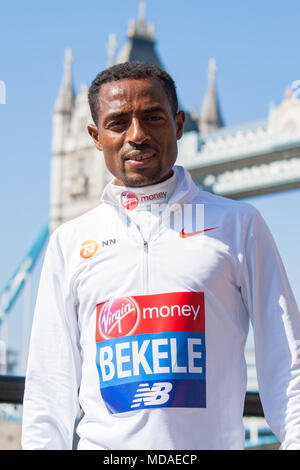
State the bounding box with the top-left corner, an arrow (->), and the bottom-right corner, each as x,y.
130,382 -> 173,408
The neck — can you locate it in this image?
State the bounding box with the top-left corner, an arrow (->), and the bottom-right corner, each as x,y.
110,170 -> 177,211
112,170 -> 174,188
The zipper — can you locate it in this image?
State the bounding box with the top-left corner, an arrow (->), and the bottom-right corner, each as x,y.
127,218 -> 150,295
142,238 -> 149,295
100,199 -> 161,295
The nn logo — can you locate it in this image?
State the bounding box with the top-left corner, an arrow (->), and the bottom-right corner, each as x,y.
130,382 -> 173,409
102,238 -> 116,247
0,81 -> 6,104
80,240 -> 98,259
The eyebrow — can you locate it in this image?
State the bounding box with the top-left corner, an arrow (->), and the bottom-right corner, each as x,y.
103,112 -> 127,126
142,105 -> 165,114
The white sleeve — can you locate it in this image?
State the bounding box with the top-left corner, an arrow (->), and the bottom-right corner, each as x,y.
21,231 -> 82,450
240,208 -> 300,449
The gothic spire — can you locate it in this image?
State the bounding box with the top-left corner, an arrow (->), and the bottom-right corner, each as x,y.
54,48 -> 75,114
107,33 -> 118,67
127,1 -> 154,40
199,58 -> 224,135
115,2 -> 161,67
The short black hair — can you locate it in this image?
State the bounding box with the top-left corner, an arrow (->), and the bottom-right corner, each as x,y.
88,61 -> 179,126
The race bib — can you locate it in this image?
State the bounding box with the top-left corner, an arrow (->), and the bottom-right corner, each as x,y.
95,292 -> 206,414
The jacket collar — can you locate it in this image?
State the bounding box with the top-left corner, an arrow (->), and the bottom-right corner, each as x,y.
100,165 -> 199,210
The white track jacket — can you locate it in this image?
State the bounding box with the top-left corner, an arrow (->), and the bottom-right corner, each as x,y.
22,165 -> 300,450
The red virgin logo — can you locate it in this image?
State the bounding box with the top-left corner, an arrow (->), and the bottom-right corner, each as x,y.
120,191 -> 139,210
98,297 -> 139,339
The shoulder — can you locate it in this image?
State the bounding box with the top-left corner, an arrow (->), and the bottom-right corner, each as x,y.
193,189 -> 259,219
191,189 -> 271,244
48,203 -> 109,256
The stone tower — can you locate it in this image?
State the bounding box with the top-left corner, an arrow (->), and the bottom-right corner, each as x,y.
50,49 -> 108,233
49,3 -> 168,233
198,58 -> 224,135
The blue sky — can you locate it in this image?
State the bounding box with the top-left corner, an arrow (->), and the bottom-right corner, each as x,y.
0,0 -> 300,358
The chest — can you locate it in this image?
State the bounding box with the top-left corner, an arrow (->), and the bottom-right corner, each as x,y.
73,224 -> 237,310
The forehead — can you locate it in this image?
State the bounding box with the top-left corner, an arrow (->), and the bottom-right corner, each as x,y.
97,77 -> 171,115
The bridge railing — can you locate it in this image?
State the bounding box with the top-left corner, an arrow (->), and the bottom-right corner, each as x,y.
0,374 -> 264,415
1,377 -> 278,449
0,375 -> 24,404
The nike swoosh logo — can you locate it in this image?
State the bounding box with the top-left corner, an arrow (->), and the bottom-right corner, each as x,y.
179,227 -> 218,238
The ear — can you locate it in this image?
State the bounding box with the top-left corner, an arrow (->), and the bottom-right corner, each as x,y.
87,124 -> 103,151
175,111 -> 185,140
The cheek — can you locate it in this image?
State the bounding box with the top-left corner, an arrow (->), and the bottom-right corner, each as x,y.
164,133 -> 178,155
100,133 -> 117,149
101,141 -> 124,175
103,151 -> 121,172
100,133 -> 123,157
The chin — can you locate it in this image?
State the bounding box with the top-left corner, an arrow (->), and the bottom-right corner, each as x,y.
121,171 -> 164,188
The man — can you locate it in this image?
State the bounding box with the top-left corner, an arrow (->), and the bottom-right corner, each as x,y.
22,61 -> 300,450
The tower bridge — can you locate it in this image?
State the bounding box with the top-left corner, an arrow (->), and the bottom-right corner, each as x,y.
49,3 -> 300,233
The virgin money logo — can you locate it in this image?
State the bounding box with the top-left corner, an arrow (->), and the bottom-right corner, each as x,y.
120,191 -> 139,210
140,191 -> 167,202
98,297 -> 139,339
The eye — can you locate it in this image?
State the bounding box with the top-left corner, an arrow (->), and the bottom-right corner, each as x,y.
107,120 -> 127,130
146,115 -> 164,122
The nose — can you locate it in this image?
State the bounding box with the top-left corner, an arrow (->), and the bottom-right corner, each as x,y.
127,117 -> 150,145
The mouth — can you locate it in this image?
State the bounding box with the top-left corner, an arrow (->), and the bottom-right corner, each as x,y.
123,151 -> 157,166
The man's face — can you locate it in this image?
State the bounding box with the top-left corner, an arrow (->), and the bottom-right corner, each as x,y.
88,77 -> 185,187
